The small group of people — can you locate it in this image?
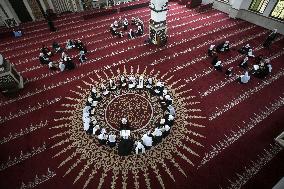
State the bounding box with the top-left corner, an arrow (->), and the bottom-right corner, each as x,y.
207,28 -> 278,84
39,39 -> 87,71
110,16 -> 144,39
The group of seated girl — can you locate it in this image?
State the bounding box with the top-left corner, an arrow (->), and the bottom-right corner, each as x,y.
110,16 -> 144,39
38,39 -> 87,71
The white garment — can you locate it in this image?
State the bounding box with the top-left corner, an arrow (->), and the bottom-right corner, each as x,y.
137,76 -> 144,89
108,134 -> 116,142
59,62 -> 65,72
92,125 -> 100,135
152,128 -> 162,137
120,130 -> 130,139
142,134 -> 153,147
168,105 -> 176,116
240,72 -> 250,84
128,76 -> 136,89
135,142 -> 145,154
146,78 -> 153,89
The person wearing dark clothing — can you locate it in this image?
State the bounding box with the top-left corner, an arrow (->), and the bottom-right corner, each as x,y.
216,41 -> 230,52
238,44 -> 251,54
211,55 -> 219,65
52,42 -> 62,53
41,45 -> 52,57
47,19 -> 56,32
263,29 -> 278,48
39,53 -> 50,65
64,57 -> 75,70
225,67 -> 233,77
208,45 -> 216,57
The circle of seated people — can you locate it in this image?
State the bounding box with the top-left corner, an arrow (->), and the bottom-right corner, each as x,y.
38,39 -> 88,72
207,40 -> 273,84
82,75 -> 176,156
110,16 -> 144,39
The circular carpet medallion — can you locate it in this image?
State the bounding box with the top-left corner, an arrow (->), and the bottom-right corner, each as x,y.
105,93 -> 153,131
50,67 -> 205,189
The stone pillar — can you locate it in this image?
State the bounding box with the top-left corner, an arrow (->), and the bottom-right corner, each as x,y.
23,0 -> 36,21
27,0 -> 45,20
149,0 -> 169,46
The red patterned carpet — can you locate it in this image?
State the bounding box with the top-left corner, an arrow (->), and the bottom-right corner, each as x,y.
0,2 -> 284,189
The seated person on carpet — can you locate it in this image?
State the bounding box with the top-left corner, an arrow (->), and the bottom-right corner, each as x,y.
208,44 -> 216,57
39,53 -> 50,65
167,105 -> 176,116
118,31 -> 124,38
136,25 -> 143,36
216,41 -> 230,53
136,75 -> 144,89
113,20 -> 119,28
214,60 -> 222,71
247,49 -> 255,58
135,141 -> 145,154
52,42 -> 63,53
58,62 -> 65,72
152,127 -> 163,145
238,44 -> 251,55
120,118 -> 130,131
107,133 -> 116,148
63,56 -> 75,70
252,58 -> 272,78
160,94 -> 172,109
118,135 -> 134,156
225,67 -> 233,77
61,51 -> 68,59
123,18 -> 128,30
154,81 -> 165,96
128,29 -> 135,39
142,132 -> 153,150
239,56 -> 249,69
75,39 -> 87,53
100,83 -> 110,96
48,61 -> 58,70
92,124 -> 101,135
165,114 -> 175,127
13,28 -> 23,37
41,45 -> 52,57
128,75 -> 137,89
145,77 -> 154,90
120,75 -> 128,88
109,79 -> 117,91
98,128 -> 108,145
79,51 -> 87,63
157,118 -> 166,128
131,17 -> 137,25
240,71 -> 250,84
66,39 -> 75,50
211,55 -> 219,66
160,124 -> 171,138
91,87 -> 102,102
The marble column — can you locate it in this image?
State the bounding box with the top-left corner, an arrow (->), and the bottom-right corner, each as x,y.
149,0 -> 169,46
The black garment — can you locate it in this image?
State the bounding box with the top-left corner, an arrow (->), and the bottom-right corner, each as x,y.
108,141 -> 116,148
118,138 -> 134,156
47,20 -> 56,32
225,69 -> 233,76
80,54 -> 87,63
52,42 -> 62,53
238,46 -> 251,55
208,48 -> 215,57
41,46 -> 52,57
211,56 -> 218,65
239,59 -> 249,69
64,57 -> 75,70
152,135 -> 162,146
120,123 -> 130,130
39,56 -> 49,64
216,41 -> 230,52
263,32 -> 277,48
